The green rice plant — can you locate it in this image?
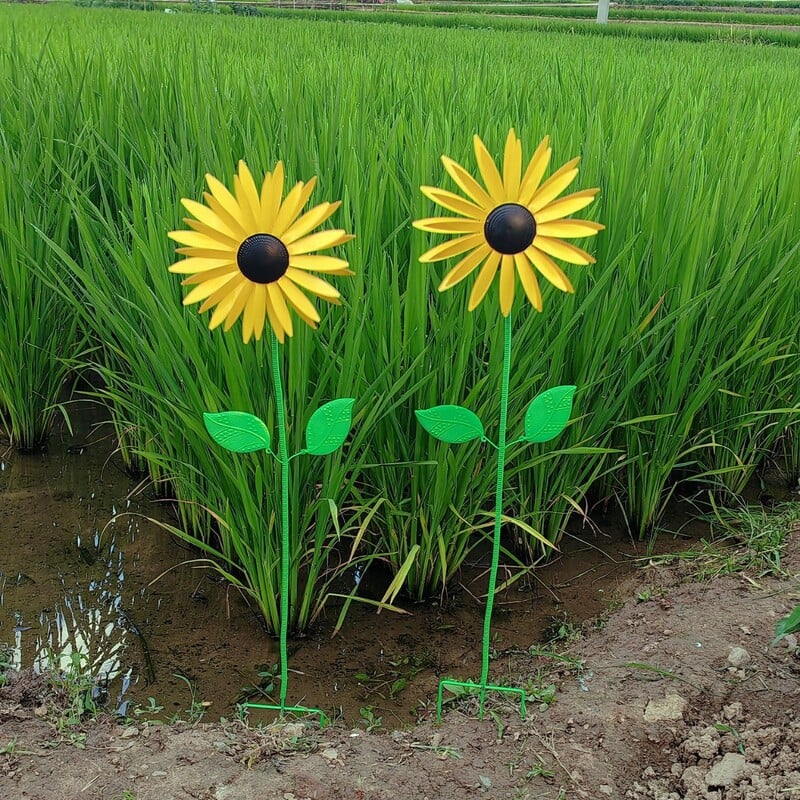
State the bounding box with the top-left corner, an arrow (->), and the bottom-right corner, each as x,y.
0,39 -> 83,449
3,5 -> 800,619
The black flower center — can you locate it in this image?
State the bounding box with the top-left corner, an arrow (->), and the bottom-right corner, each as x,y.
483,203 -> 536,255
236,234 -> 289,284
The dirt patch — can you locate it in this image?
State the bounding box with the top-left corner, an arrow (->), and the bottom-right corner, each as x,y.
1,530 -> 798,800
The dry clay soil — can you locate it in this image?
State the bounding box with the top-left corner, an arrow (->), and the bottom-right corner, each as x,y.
2,526 -> 799,800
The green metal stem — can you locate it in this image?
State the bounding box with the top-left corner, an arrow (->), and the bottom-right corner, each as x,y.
478,312 -> 512,708
270,331 -> 290,712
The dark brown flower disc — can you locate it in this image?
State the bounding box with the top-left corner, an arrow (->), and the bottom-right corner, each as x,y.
483,203 -> 536,255
237,234 -> 289,284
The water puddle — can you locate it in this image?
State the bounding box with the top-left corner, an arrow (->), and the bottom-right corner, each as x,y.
2,402 -> 787,726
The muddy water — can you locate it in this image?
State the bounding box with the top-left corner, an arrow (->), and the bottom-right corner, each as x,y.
0,403 -> 742,727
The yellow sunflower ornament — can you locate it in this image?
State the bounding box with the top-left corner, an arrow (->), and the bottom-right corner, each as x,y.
414,128 -> 603,315
169,160 -> 354,343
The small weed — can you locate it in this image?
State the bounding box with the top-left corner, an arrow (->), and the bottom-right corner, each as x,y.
773,603 -> 800,646
713,722 -> 745,754
132,696 -> 165,719
652,502 -> 800,581
0,738 -> 18,755
541,613 -> 581,646
525,762 -> 555,779
171,673 -> 211,725
359,705 -> 383,732
46,652 -> 99,732
0,645 -> 13,687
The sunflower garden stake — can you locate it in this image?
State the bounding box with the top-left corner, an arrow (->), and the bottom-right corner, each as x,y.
169,160 -> 355,726
413,130 -> 602,721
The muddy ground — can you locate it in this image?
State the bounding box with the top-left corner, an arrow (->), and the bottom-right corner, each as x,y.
2,524 -> 799,800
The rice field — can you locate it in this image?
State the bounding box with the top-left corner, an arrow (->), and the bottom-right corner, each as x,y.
0,3 -> 798,633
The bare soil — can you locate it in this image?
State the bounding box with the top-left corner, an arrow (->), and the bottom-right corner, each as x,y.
2,525 -> 798,800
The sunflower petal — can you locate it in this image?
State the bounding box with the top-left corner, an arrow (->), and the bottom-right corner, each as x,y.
534,236 -> 595,265
205,174 -> 244,223
535,219 -> 604,238
438,244 -> 491,291
168,256 -> 234,274
441,156 -> 493,208
208,283 -> 243,329
223,283 -> 253,332
182,218 -> 241,246
288,229 -> 354,256
233,176 -> 259,232
526,247 -> 575,294
242,288 -> 258,343
502,129 -> 522,201
181,264 -> 238,286
289,254 -> 353,275
420,186 -> 484,219
267,284 -> 293,339
203,191 -> 249,240
282,201 -> 341,245
419,233 -> 485,264
285,268 -> 341,300
519,136 -> 551,205
529,158 -> 580,214
413,217 -> 483,235
279,278 -> 321,325
473,134 -> 505,203
260,161 -> 285,230
273,177 -> 318,237
175,246 -> 239,260
534,188 -> 599,224
198,276 -> 246,313
251,285 -> 269,342
263,291 -> 284,342
168,230 -> 232,250
499,254 -> 515,316
181,198 -> 240,239
235,161 -> 262,227
182,273 -> 240,306
467,250 -> 501,311
514,252 -> 543,312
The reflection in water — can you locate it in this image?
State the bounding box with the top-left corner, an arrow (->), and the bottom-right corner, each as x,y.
6,527 -> 139,711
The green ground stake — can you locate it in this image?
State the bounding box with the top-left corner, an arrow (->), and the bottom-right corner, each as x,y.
431,315 -> 530,721
414,128 -> 601,722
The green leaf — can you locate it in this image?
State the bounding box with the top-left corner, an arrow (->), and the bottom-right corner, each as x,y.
774,604 -> 800,643
305,398 -> 355,455
523,386 -> 576,444
203,411 -> 271,453
415,405 -> 485,444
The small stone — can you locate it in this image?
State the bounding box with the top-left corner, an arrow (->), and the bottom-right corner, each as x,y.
120,727 -> 139,738
783,634 -> 798,649
722,702 -> 743,722
705,753 -> 746,787
320,747 -> 338,761
727,647 -> 751,667
281,723 -> 304,738
598,785 -> 613,796
151,770 -> 168,778
34,705 -> 47,717
478,775 -> 492,788
644,694 -> 687,722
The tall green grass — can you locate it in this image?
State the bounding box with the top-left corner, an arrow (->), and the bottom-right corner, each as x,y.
0,6 -> 798,630
0,32 -> 81,449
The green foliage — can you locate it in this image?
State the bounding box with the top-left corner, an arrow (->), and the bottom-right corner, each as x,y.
416,405 -> 485,444
204,411 -> 272,454
774,605 -> 800,644
0,5 -> 798,630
